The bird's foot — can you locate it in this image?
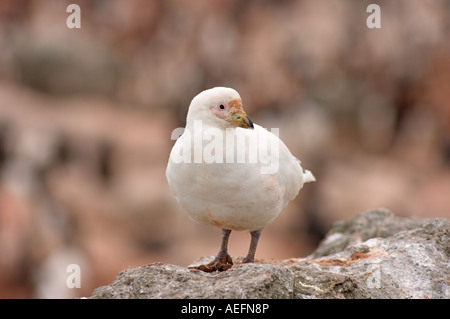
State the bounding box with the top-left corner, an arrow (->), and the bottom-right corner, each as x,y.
242,255 -> 254,264
197,254 -> 233,272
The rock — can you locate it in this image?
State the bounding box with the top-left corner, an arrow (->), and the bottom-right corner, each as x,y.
89,262 -> 294,299
90,209 -> 449,299
310,208 -> 426,258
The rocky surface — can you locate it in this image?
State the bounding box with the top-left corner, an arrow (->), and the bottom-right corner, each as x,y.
90,209 -> 449,299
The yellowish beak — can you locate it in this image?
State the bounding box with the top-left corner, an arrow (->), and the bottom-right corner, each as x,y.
230,111 -> 254,129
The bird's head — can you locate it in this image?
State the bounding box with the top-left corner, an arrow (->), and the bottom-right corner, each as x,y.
186,87 -> 254,130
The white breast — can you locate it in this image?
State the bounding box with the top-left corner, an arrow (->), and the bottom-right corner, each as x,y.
166,124 -> 308,231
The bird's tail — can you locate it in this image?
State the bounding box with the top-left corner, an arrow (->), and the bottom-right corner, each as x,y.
303,170 -> 316,183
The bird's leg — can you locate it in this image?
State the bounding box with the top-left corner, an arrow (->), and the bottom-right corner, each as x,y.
242,229 -> 262,263
197,228 -> 233,272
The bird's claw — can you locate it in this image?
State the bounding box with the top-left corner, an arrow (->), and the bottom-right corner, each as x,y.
242,256 -> 254,264
197,254 -> 233,272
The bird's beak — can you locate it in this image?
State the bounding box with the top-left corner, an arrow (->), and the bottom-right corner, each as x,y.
230,110 -> 254,129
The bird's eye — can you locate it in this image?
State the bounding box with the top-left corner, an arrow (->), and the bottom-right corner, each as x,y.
219,104 -> 225,110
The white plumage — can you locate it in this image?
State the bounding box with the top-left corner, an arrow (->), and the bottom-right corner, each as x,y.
166,87 -> 314,271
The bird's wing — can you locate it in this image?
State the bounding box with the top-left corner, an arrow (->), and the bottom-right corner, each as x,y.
253,124 -> 314,202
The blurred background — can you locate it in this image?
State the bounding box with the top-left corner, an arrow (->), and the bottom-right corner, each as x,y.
0,0 -> 449,298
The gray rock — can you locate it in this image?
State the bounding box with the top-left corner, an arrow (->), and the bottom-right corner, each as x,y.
90,262 -> 294,299
310,208 -> 426,258
90,209 -> 449,299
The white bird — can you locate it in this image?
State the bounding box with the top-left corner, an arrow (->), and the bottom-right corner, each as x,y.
166,87 -> 315,272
